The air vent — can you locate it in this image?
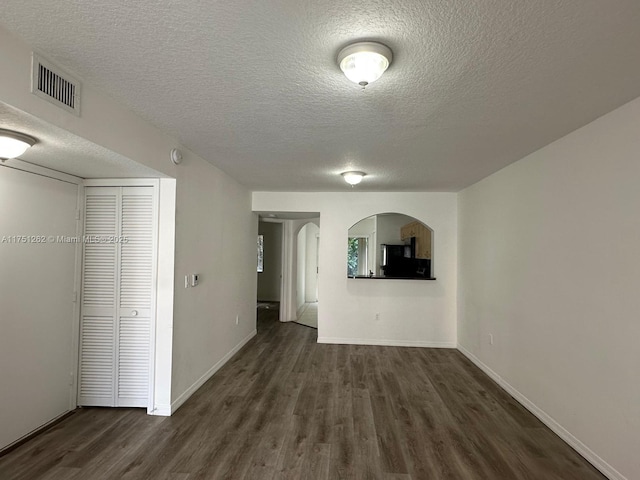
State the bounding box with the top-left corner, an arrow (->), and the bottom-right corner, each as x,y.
31,53 -> 81,116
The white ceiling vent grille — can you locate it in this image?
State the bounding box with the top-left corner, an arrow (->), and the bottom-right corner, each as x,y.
31,53 -> 81,116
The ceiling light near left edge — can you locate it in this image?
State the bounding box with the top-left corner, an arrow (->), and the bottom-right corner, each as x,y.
0,129 -> 37,160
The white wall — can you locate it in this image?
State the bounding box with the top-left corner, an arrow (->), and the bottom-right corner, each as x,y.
154,178 -> 176,413
0,166 -> 79,450
253,192 -> 457,347
376,213 -> 413,245
170,158 -> 257,411
285,218 -> 320,320
304,223 -> 319,302
458,96 -> 640,480
294,221 -> 320,308
0,25 -> 257,418
257,221 -> 282,302
296,225 -> 307,310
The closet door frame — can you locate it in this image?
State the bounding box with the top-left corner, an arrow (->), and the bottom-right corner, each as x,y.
79,178 -> 160,413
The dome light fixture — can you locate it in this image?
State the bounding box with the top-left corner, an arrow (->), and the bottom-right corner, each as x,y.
0,129 -> 37,161
338,41 -> 393,87
342,171 -> 366,186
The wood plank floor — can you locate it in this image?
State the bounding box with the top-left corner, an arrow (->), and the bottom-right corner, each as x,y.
0,308 -> 606,480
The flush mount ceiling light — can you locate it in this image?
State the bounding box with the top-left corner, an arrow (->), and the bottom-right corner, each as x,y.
337,41 -> 393,87
342,171 -> 366,185
0,129 -> 37,161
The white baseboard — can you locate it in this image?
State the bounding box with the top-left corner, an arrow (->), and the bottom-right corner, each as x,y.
1,409 -> 73,453
170,330 -> 257,415
149,404 -> 172,416
457,344 -> 626,480
318,337 -> 456,348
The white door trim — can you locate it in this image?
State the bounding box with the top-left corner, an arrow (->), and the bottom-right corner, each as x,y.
79,178 -> 160,414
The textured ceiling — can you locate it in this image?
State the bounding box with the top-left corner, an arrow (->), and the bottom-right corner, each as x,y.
1,1 -> 639,191
0,103 -> 164,179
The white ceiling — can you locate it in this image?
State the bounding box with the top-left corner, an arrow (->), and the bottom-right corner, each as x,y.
1,1 -> 639,191
0,103 -> 165,179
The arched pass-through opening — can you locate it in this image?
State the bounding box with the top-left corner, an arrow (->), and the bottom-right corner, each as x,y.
347,212 -> 435,280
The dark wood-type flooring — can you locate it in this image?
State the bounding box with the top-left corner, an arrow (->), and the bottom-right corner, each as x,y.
0,307 -> 606,479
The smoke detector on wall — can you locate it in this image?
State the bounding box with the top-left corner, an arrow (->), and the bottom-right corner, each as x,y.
170,148 -> 183,165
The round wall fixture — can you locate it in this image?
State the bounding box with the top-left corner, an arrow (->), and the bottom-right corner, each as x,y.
170,148 -> 183,165
338,42 -> 393,87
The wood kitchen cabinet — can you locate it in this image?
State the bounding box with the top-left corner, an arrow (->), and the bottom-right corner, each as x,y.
401,221 -> 431,259
400,222 -> 416,240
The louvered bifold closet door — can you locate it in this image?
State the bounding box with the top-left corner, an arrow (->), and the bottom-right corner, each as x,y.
78,187 -> 119,406
78,185 -> 156,408
116,187 -> 154,407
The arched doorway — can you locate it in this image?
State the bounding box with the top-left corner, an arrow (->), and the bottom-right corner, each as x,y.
295,222 -> 319,328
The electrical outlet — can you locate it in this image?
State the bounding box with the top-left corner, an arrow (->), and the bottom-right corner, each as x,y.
489,334 -> 494,345
375,312 -> 380,321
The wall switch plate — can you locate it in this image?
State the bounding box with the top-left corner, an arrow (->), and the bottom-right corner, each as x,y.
184,275 -> 189,289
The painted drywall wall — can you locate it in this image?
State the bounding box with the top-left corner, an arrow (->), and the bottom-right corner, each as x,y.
0,26 -> 257,416
294,221 -> 320,308
376,213 -> 413,245
154,178 -> 176,413
257,221 -> 282,302
304,223 -> 319,302
285,218 -> 320,320
0,166 -> 79,450
170,158 -> 257,410
296,225 -> 306,311
458,96 -> 640,480
253,192 -> 457,347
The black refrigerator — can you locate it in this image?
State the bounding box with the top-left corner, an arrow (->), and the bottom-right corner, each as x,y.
380,244 -> 409,277
380,243 -> 430,278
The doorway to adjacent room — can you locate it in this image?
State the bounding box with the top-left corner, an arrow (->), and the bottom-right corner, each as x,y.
295,222 -> 319,329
